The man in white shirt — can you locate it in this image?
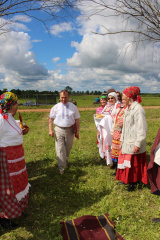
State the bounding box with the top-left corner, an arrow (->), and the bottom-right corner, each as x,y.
49,90 -> 80,174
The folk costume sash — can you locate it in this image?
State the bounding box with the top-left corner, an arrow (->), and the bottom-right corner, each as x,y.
3,145 -> 30,201
112,108 -> 126,159
114,108 -> 125,132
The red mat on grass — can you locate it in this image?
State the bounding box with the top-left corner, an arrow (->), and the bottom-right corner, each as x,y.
61,213 -> 124,240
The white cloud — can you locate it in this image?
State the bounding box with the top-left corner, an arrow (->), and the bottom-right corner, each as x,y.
38,67 -> 160,93
50,22 -> 73,36
52,57 -> 60,63
67,34 -> 118,67
62,1 -> 160,92
11,15 -> 32,23
0,31 -> 48,90
1,2 -> 160,93
0,16 -> 31,32
32,39 -> 42,43
11,22 -> 30,31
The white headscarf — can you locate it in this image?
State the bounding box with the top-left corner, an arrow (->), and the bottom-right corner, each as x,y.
108,92 -> 118,101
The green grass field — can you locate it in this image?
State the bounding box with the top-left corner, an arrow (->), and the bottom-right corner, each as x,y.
18,95 -> 160,108
0,108 -> 160,239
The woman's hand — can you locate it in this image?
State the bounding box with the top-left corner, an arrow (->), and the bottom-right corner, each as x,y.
22,126 -> 29,135
133,146 -> 140,154
116,122 -> 123,128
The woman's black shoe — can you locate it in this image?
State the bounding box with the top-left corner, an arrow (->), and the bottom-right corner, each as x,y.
127,181 -> 140,192
127,183 -> 136,192
152,218 -> 160,223
0,218 -> 18,230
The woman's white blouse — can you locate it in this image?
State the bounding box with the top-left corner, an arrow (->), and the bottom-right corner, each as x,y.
0,113 -> 23,147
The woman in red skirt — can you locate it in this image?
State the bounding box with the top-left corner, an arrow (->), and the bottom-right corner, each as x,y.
116,86 -> 148,191
0,92 -> 30,229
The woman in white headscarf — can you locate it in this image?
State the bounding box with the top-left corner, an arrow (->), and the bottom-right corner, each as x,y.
99,92 -> 121,165
102,92 -> 121,117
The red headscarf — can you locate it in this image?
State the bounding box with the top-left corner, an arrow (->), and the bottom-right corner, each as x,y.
123,86 -> 141,101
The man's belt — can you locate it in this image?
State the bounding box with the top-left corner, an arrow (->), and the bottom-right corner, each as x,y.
55,125 -> 73,129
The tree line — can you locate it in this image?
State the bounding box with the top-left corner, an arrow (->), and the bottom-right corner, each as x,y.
0,88 -> 102,97
1,88 -> 160,98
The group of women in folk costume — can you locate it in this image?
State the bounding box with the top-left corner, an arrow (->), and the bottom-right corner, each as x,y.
95,86 -> 149,192
0,92 -> 30,229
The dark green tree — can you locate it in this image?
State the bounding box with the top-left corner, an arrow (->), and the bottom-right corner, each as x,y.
65,86 -> 73,94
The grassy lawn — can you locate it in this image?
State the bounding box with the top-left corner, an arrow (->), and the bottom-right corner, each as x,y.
18,95 -> 160,109
0,109 -> 160,239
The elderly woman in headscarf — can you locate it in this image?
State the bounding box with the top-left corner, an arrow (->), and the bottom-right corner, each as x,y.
0,92 -> 30,229
102,92 -> 121,117
96,95 -> 107,114
98,92 -> 121,165
111,92 -> 142,174
116,86 -> 148,191
95,96 -> 107,146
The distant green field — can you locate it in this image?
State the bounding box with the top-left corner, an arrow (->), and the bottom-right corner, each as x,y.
18,95 -> 160,109
141,97 -> 160,106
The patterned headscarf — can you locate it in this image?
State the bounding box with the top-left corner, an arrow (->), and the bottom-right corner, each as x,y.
0,92 -> 18,117
123,86 -> 140,101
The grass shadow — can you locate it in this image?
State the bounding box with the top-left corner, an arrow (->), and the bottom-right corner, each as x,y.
0,156 -> 112,239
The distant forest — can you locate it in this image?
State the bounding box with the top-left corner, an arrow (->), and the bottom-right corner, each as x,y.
0,88 -> 102,97
0,87 -> 160,97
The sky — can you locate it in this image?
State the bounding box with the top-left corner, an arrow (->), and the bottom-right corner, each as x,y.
0,1 -> 160,93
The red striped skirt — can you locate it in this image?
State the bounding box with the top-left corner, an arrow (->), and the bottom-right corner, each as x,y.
116,152 -> 148,184
0,145 -> 30,219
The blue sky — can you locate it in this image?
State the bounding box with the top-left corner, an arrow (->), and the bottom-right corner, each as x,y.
0,1 -> 160,93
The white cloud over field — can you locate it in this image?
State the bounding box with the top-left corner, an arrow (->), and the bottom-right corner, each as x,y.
0,0 -> 160,93
0,31 -> 48,90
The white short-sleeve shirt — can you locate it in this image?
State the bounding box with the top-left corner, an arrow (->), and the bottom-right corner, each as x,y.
0,113 -> 23,147
49,102 -> 80,127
